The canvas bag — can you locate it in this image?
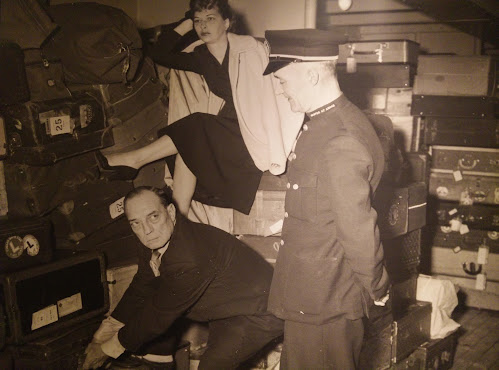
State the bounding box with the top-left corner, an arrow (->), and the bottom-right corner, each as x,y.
44,2 -> 143,84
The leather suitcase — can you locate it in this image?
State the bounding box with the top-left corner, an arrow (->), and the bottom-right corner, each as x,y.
237,235 -> 280,265
342,87 -> 413,116
2,95 -> 114,165
7,317 -> 102,370
54,212 -> 139,269
430,146 -> 499,175
0,161 -> 8,217
429,201 -> 499,231
0,217 -> 53,274
23,49 -> 72,102
0,42 -> 30,105
338,63 -> 416,88
101,97 -> 168,155
360,300 -> 432,369
3,152 -> 100,218
233,172 -> 288,237
383,229 -> 422,283
48,179 -> 134,243
374,182 -> 427,239
393,330 -> 458,370
338,40 -> 420,65
429,172 -> 499,206
414,55 -> 498,97
0,251 -> 108,344
105,263 -> 138,315
402,152 -> 430,185
423,116 -> 499,148
430,226 -> 498,252
411,95 -> 498,118
391,274 -> 419,313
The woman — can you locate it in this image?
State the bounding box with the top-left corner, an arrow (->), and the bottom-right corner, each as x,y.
97,0 -> 303,216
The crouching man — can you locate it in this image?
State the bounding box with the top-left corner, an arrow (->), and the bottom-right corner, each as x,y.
83,186 -> 283,369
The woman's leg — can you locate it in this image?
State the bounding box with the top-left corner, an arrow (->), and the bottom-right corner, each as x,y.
172,154 -> 197,216
106,135 -> 178,169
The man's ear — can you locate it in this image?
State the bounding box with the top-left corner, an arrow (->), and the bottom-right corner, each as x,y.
307,67 -> 319,86
166,203 -> 176,224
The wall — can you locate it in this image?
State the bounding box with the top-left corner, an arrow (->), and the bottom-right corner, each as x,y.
50,0 -> 138,22
136,0 -> 309,37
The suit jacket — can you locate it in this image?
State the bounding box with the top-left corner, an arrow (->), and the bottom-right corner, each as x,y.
113,215 -> 275,352
268,95 -> 390,325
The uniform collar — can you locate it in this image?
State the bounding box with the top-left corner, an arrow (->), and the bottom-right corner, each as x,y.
306,94 -> 347,119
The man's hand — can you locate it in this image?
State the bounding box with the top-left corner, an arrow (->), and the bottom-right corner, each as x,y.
82,341 -> 109,369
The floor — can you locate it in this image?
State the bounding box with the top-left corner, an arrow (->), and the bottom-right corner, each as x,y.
452,306 -> 499,370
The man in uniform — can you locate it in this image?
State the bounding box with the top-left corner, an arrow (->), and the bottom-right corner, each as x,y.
263,29 -> 390,369
83,186 -> 283,369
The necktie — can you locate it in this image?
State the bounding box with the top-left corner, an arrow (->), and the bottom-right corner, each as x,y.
150,250 -> 161,277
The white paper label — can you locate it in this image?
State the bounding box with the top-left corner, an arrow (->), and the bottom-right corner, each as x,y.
372,94 -> 386,110
459,224 -> 470,235
448,208 -> 458,216
477,245 -> 489,265
48,115 -> 71,136
450,218 -> 462,232
57,292 -> 83,317
266,219 -> 283,237
453,170 -> 463,182
32,305 -> 58,330
453,246 -> 461,254
79,104 -> 92,128
475,273 -> 486,290
109,196 -> 125,219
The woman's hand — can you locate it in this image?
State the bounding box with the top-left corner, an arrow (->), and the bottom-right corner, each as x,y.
174,18 -> 193,36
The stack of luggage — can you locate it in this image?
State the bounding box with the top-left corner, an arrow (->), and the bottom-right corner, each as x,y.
413,55 -> 499,311
0,1 -> 170,368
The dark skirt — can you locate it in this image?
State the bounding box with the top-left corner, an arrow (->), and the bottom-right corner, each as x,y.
158,112 -> 262,215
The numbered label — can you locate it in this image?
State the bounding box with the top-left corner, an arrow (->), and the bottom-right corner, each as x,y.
109,196 -> 125,219
48,115 -> 71,136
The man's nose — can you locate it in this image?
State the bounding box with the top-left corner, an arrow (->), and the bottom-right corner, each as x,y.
143,221 -> 154,234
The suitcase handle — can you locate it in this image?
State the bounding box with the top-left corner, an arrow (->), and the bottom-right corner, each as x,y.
462,262 -> 482,276
347,43 -> 387,63
458,157 -> 478,170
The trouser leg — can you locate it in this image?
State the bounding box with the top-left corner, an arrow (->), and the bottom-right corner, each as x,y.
280,317 -> 364,370
198,314 -> 283,370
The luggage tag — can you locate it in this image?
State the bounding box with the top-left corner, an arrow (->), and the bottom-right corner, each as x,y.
346,47 -> 357,74
109,196 -> 125,219
40,109 -> 73,136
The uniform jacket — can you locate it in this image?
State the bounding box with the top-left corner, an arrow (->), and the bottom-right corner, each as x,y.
268,95 -> 390,325
112,214 -> 275,352
153,30 -> 304,175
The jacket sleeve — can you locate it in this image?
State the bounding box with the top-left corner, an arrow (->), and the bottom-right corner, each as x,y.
117,262 -> 214,352
148,27 -> 202,72
323,136 -> 389,301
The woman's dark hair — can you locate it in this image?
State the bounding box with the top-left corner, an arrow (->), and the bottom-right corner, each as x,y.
124,186 -> 174,212
189,0 -> 232,21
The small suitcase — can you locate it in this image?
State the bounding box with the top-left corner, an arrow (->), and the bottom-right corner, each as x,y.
338,40 -> 420,65
2,94 -> 113,165
413,55 -> 497,97
422,116 -> 499,148
0,251 -> 108,344
0,42 -> 30,105
237,235 -> 280,265
360,300 -> 432,369
402,152 -> 430,185
429,172 -> 499,206
106,263 -> 138,315
7,317 -> 102,370
391,274 -> 419,313
429,201 -> 499,231
342,87 -> 413,116
411,95 -> 498,118
383,229 -> 422,283
430,146 -> 499,176
3,152 -> 100,218
338,63 -> 416,88
0,217 -> 53,274
374,182 -> 427,239
393,330 -> 458,370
